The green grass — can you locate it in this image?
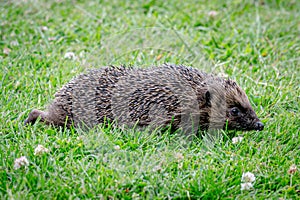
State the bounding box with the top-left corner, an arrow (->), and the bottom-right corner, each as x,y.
1,0 -> 299,199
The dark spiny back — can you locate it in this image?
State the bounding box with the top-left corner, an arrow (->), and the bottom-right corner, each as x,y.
39,64 -> 263,132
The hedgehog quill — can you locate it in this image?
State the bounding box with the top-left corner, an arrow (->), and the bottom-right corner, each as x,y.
24,64 -> 264,132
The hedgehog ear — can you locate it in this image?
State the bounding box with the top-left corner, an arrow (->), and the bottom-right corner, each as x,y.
205,90 -> 211,107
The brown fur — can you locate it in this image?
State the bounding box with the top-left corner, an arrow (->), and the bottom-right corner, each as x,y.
24,64 -> 264,132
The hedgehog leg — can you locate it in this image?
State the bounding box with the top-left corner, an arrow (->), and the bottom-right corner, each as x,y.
24,109 -> 48,125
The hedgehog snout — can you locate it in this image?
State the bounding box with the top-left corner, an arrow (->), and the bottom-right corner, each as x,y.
254,121 -> 264,131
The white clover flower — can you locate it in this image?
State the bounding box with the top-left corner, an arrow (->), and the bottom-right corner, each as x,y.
14,156 -> 29,169
10,40 -> 19,46
153,164 -> 162,172
232,136 -> 243,144
241,172 -> 256,183
41,26 -> 48,31
208,10 -> 218,17
174,152 -> 184,161
241,182 -> 253,191
114,145 -> 120,150
3,47 -> 11,55
64,52 -> 77,60
48,37 -> 56,41
34,144 -> 50,155
288,164 -> 297,175
79,51 -> 85,58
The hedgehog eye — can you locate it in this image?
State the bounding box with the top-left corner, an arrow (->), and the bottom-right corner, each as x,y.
230,107 -> 240,116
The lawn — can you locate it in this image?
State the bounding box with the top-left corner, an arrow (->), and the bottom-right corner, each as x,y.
0,0 -> 299,199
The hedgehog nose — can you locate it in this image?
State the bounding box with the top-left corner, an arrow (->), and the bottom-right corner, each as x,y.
254,121 -> 264,131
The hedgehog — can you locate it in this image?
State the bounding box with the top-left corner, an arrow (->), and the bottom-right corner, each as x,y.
24,64 -> 264,133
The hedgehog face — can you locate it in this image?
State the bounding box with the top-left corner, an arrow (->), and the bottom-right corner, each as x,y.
224,82 -> 264,131
225,106 -> 264,131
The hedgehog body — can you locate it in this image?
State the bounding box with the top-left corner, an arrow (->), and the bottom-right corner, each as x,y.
25,64 -> 264,132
